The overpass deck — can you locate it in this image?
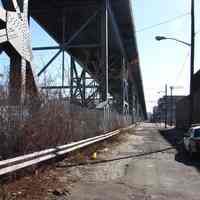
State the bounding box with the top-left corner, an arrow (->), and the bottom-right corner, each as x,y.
2,0 -> 146,118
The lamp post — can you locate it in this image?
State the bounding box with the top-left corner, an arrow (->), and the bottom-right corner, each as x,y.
158,84 -> 168,128
169,86 -> 173,126
155,0 -> 195,127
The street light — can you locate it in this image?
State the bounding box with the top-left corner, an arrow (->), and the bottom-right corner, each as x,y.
155,36 -> 191,47
155,1 -> 195,128
157,84 -> 168,128
155,34 -> 194,127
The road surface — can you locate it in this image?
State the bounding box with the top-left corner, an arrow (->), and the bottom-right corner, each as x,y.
64,123 -> 200,200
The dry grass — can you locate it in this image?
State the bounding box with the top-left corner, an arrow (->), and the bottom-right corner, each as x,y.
0,92 -> 130,159
0,127 -> 133,200
0,125 -> 134,200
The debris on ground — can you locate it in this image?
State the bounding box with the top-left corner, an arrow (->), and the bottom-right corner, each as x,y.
1,128 -> 132,200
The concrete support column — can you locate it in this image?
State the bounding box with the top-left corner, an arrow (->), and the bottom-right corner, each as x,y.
25,62 -> 38,110
9,53 -> 22,105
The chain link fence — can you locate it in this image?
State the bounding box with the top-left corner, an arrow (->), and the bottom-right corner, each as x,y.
0,91 -> 131,159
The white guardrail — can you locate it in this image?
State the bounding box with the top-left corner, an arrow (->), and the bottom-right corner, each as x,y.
0,126 -> 133,177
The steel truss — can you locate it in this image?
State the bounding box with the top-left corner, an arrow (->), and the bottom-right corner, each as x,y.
31,0 -> 140,123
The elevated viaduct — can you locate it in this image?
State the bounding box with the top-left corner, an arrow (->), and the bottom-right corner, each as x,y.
1,0 -> 147,122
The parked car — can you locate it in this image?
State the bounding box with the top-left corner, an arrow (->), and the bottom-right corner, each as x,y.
184,126 -> 200,156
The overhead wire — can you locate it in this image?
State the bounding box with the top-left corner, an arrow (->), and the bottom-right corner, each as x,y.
136,12 -> 190,33
195,30 -> 200,36
174,51 -> 190,85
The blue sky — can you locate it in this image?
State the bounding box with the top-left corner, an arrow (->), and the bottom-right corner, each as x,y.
0,0 -> 200,113
132,0 -> 200,112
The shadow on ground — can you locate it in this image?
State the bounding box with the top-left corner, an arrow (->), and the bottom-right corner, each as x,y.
159,128 -> 200,172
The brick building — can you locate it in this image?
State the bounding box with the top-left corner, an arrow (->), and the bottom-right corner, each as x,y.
153,95 -> 185,124
176,70 -> 200,129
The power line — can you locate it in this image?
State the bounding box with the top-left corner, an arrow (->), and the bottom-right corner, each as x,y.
174,51 -> 190,84
195,29 -> 200,35
136,12 -> 190,33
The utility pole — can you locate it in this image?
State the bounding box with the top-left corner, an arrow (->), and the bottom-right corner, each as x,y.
170,86 -> 173,126
189,0 -> 195,127
169,85 -> 183,127
165,84 -> 168,128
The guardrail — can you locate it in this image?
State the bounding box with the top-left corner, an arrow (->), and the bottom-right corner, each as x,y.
0,126 -> 133,177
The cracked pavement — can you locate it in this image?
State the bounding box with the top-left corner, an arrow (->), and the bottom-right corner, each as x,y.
64,123 -> 200,200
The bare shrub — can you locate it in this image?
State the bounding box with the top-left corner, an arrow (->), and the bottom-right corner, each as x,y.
0,90 -> 130,159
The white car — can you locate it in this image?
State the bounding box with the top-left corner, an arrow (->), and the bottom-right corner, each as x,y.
184,126 -> 200,156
